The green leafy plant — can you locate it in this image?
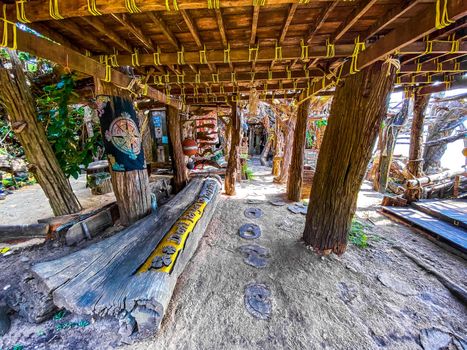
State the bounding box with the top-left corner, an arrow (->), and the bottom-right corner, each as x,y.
349,219 -> 369,248
36,74 -> 102,179
242,162 -> 254,180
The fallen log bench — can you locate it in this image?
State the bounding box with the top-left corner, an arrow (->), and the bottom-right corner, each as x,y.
29,177 -> 220,337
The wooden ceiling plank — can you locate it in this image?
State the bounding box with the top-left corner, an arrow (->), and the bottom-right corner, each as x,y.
147,12 -> 180,50
81,17 -> 132,53
250,5 -> 260,46
56,20 -> 111,53
111,13 -> 155,51
214,8 -> 234,71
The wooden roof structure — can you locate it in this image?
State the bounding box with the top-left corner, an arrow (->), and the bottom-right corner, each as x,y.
1,0 -> 466,108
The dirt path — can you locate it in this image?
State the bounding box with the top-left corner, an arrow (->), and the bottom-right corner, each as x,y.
0,159 -> 465,349
0,175 -> 115,225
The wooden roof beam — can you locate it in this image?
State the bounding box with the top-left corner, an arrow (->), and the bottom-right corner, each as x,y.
27,23 -> 82,53
81,17 -> 132,53
111,13 -> 155,51
271,3 -> 298,69
56,19 -> 111,53
250,5 -> 260,46
214,8 -> 234,71
147,12 -> 179,50
0,25 -> 180,108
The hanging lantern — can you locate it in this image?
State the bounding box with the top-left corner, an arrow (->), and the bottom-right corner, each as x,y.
182,138 -> 198,156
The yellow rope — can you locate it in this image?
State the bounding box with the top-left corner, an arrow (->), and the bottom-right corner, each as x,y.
154,75 -> 163,86
177,46 -> 185,65
164,72 -> 170,83
423,36 -> 433,55
1,5 -> 17,50
16,0 -> 30,23
250,71 -> 255,82
248,43 -> 259,62
207,0 -> 220,9
396,76 -> 401,85
110,50 -> 119,67
303,66 -> 309,79
325,39 -> 335,58
268,69 -> 272,80
220,84 -> 224,94
383,55 -> 400,77
49,0 -> 63,20
231,72 -> 237,84
125,0 -> 141,13
253,0 -> 266,6
293,80 -> 297,89
165,0 -> 179,11
449,34 -> 460,54
177,72 -> 185,84
212,72 -> 219,83
153,47 -> 162,65
435,59 -> 442,72
426,73 -> 432,83
199,45 -> 208,64
286,65 -> 292,79
194,86 -> 199,96
223,43 -> 230,63
300,39 -> 309,61
131,49 -> 140,66
87,0 -> 101,16
263,82 -> 268,93
85,50 -> 91,57
195,71 -> 201,84
350,36 -> 365,74
416,59 -> 422,73
103,56 -> 112,82
435,0 -> 454,30
453,60 -> 460,72
274,41 -> 282,61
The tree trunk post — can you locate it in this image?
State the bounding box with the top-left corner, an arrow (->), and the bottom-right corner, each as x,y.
374,98 -> 410,192
94,79 -> 151,225
225,101 -> 240,195
303,61 -> 396,255
405,92 -> 430,201
0,51 -> 82,216
274,111 -> 297,183
167,105 -> 188,193
287,99 -> 310,201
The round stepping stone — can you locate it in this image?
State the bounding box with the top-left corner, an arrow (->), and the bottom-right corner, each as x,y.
238,223 -> 261,240
244,207 -> 263,219
238,244 -> 271,268
269,200 -> 286,206
246,198 -> 264,205
244,283 -> 272,320
287,204 -> 308,215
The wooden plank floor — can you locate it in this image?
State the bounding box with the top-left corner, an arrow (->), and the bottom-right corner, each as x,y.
411,199 -> 467,229
382,206 -> 467,253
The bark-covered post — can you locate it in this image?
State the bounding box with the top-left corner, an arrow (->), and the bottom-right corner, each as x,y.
274,111 -> 297,183
94,79 -> 151,225
0,51 -> 82,216
405,92 -> 430,202
374,98 -> 410,192
287,99 -> 310,201
167,105 -> 188,193
303,61 -> 396,255
225,101 -> 240,195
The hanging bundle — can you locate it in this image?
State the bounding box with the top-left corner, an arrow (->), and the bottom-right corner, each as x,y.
49,0 -> 63,20
300,39 -> 309,61
87,0 -> 101,16
435,0 -> 454,30
1,5 -> 17,49
177,46 -> 185,65
223,43 -> 231,63
325,39 -> 335,58
131,48 -> 140,66
16,0 -> 30,23
383,55 -> 400,77
199,45 -> 208,64
207,0 -> 220,9
248,43 -> 259,62
349,36 -> 365,74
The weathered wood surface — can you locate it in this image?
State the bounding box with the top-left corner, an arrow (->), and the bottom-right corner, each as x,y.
167,105 -> 188,193
0,224 -> 49,242
31,177 -> 220,336
411,199 -> 467,229
65,204 -> 118,246
303,61 -> 396,255
225,101 -> 240,195
405,169 -> 465,188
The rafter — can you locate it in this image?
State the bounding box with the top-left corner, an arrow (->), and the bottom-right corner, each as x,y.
214,8 -> 234,71
56,19 -> 111,53
81,17 -> 132,53
111,13 -> 155,51
147,12 -> 180,50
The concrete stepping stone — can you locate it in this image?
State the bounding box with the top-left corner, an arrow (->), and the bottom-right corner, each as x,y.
246,199 -> 264,204
287,203 -> 308,215
244,207 -> 263,219
270,200 -> 287,206
238,223 -> 261,240
238,244 -> 270,268
244,283 -> 272,320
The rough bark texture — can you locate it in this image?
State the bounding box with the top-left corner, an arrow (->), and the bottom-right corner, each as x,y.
303,62 -> 396,255
287,99 -> 310,201
374,98 -> 410,192
274,112 -> 297,183
167,105 -> 188,193
405,92 -> 430,202
94,79 -> 151,225
407,92 -> 430,178
225,101 -> 240,195
137,110 -> 154,164
0,51 -> 81,216
260,134 -> 272,166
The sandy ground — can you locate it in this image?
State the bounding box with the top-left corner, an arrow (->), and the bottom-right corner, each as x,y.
0,159 -> 466,349
0,175 -> 116,225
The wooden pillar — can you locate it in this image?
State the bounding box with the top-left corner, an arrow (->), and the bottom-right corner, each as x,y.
274,112 -> 297,183
287,99 -> 310,201
0,51 -> 82,216
167,105 -> 188,193
405,92 -> 430,201
94,79 -> 151,225
303,61 -> 396,255
225,101 -> 240,195
374,98 -> 410,192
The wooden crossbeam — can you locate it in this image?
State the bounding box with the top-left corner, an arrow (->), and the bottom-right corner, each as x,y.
167,81 -> 309,94
305,1 -> 338,44
302,0 -> 467,98
0,25 -> 179,108
250,5 -> 261,46
214,8 -> 234,71
4,0 -> 343,23
57,19 -> 111,53
27,23 -> 82,53
97,41 -> 466,67
147,12 -> 179,50
111,13 -> 155,51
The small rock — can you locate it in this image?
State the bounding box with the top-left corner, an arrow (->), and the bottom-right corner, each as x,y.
345,264 -> 358,273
